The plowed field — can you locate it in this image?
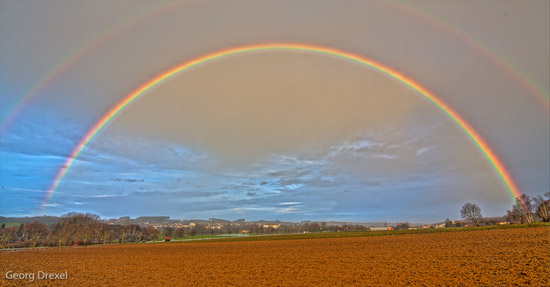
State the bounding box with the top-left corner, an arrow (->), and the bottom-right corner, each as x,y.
1,227 -> 548,286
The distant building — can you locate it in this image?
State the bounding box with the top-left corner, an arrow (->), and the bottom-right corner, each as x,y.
370,227 -> 392,231
263,224 -> 280,229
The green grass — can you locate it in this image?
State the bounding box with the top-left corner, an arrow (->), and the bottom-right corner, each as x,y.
0,222 -> 22,228
154,233 -> 262,242
162,222 -> 549,244
155,234 -> 221,242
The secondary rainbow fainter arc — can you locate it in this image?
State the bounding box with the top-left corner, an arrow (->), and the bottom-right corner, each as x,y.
0,1 -> 194,139
41,43 -> 522,212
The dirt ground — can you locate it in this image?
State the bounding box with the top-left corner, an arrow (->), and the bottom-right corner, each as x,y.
1,227 -> 548,286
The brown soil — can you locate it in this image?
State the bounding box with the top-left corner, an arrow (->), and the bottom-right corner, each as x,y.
1,227 -> 548,286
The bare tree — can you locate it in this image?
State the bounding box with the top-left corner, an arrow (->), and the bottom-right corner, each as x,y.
100,224 -> 111,245
164,227 -> 174,238
505,207 -> 522,224
516,195 -> 535,223
175,228 -> 184,238
533,194 -> 550,222
0,227 -> 18,248
119,225 -> 129,244
460,203 -> 482,226
144,226 -> 159,241
23,221 -> 48,248
394,222 -> 410,230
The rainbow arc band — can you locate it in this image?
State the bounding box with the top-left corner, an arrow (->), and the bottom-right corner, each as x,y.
41,43 -> 521,211
3,1 -> 547,142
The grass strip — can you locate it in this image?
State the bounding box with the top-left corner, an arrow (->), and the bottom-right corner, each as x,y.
168,222 -> 550,244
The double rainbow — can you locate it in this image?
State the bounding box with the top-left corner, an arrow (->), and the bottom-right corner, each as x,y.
42,43 -> 521,210
4,1 -> 547,141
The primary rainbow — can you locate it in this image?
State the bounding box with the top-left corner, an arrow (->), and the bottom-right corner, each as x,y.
41,43 -> 522,211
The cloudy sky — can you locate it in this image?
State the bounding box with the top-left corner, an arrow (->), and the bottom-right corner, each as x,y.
1,0 -> 548,222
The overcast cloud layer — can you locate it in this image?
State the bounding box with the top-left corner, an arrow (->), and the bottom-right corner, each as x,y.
1,0 -> 548,222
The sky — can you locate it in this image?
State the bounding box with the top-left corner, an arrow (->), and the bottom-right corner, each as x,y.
0,0 -> 548,223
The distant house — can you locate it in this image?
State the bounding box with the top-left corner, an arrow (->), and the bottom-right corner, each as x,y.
263,224 -> 280,229
370,227 -> 392,231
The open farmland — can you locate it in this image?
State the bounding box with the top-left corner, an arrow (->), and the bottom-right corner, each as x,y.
1,227 -> 548,286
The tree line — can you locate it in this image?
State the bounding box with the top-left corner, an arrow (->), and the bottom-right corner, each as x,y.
0,212 -> 160,249
460,193 -> 550,226
0,212 -> 368,249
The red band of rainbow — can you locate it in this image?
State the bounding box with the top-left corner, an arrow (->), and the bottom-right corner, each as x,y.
41,43 -> 521,211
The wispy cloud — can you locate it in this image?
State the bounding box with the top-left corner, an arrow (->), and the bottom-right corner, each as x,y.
279,202 -> 302,205
333,139 -> 380,152
110,178 -> 144,183
416,146 -> 432,156
372,154 -> 397,160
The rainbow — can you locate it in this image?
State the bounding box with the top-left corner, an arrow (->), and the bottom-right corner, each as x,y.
3,1 -> 547,142
388,1 -> 550,112
41,43 -> 522,211
0,0 -> 191,139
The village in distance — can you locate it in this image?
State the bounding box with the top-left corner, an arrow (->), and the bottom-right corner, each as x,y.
1,193 -> 548,248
